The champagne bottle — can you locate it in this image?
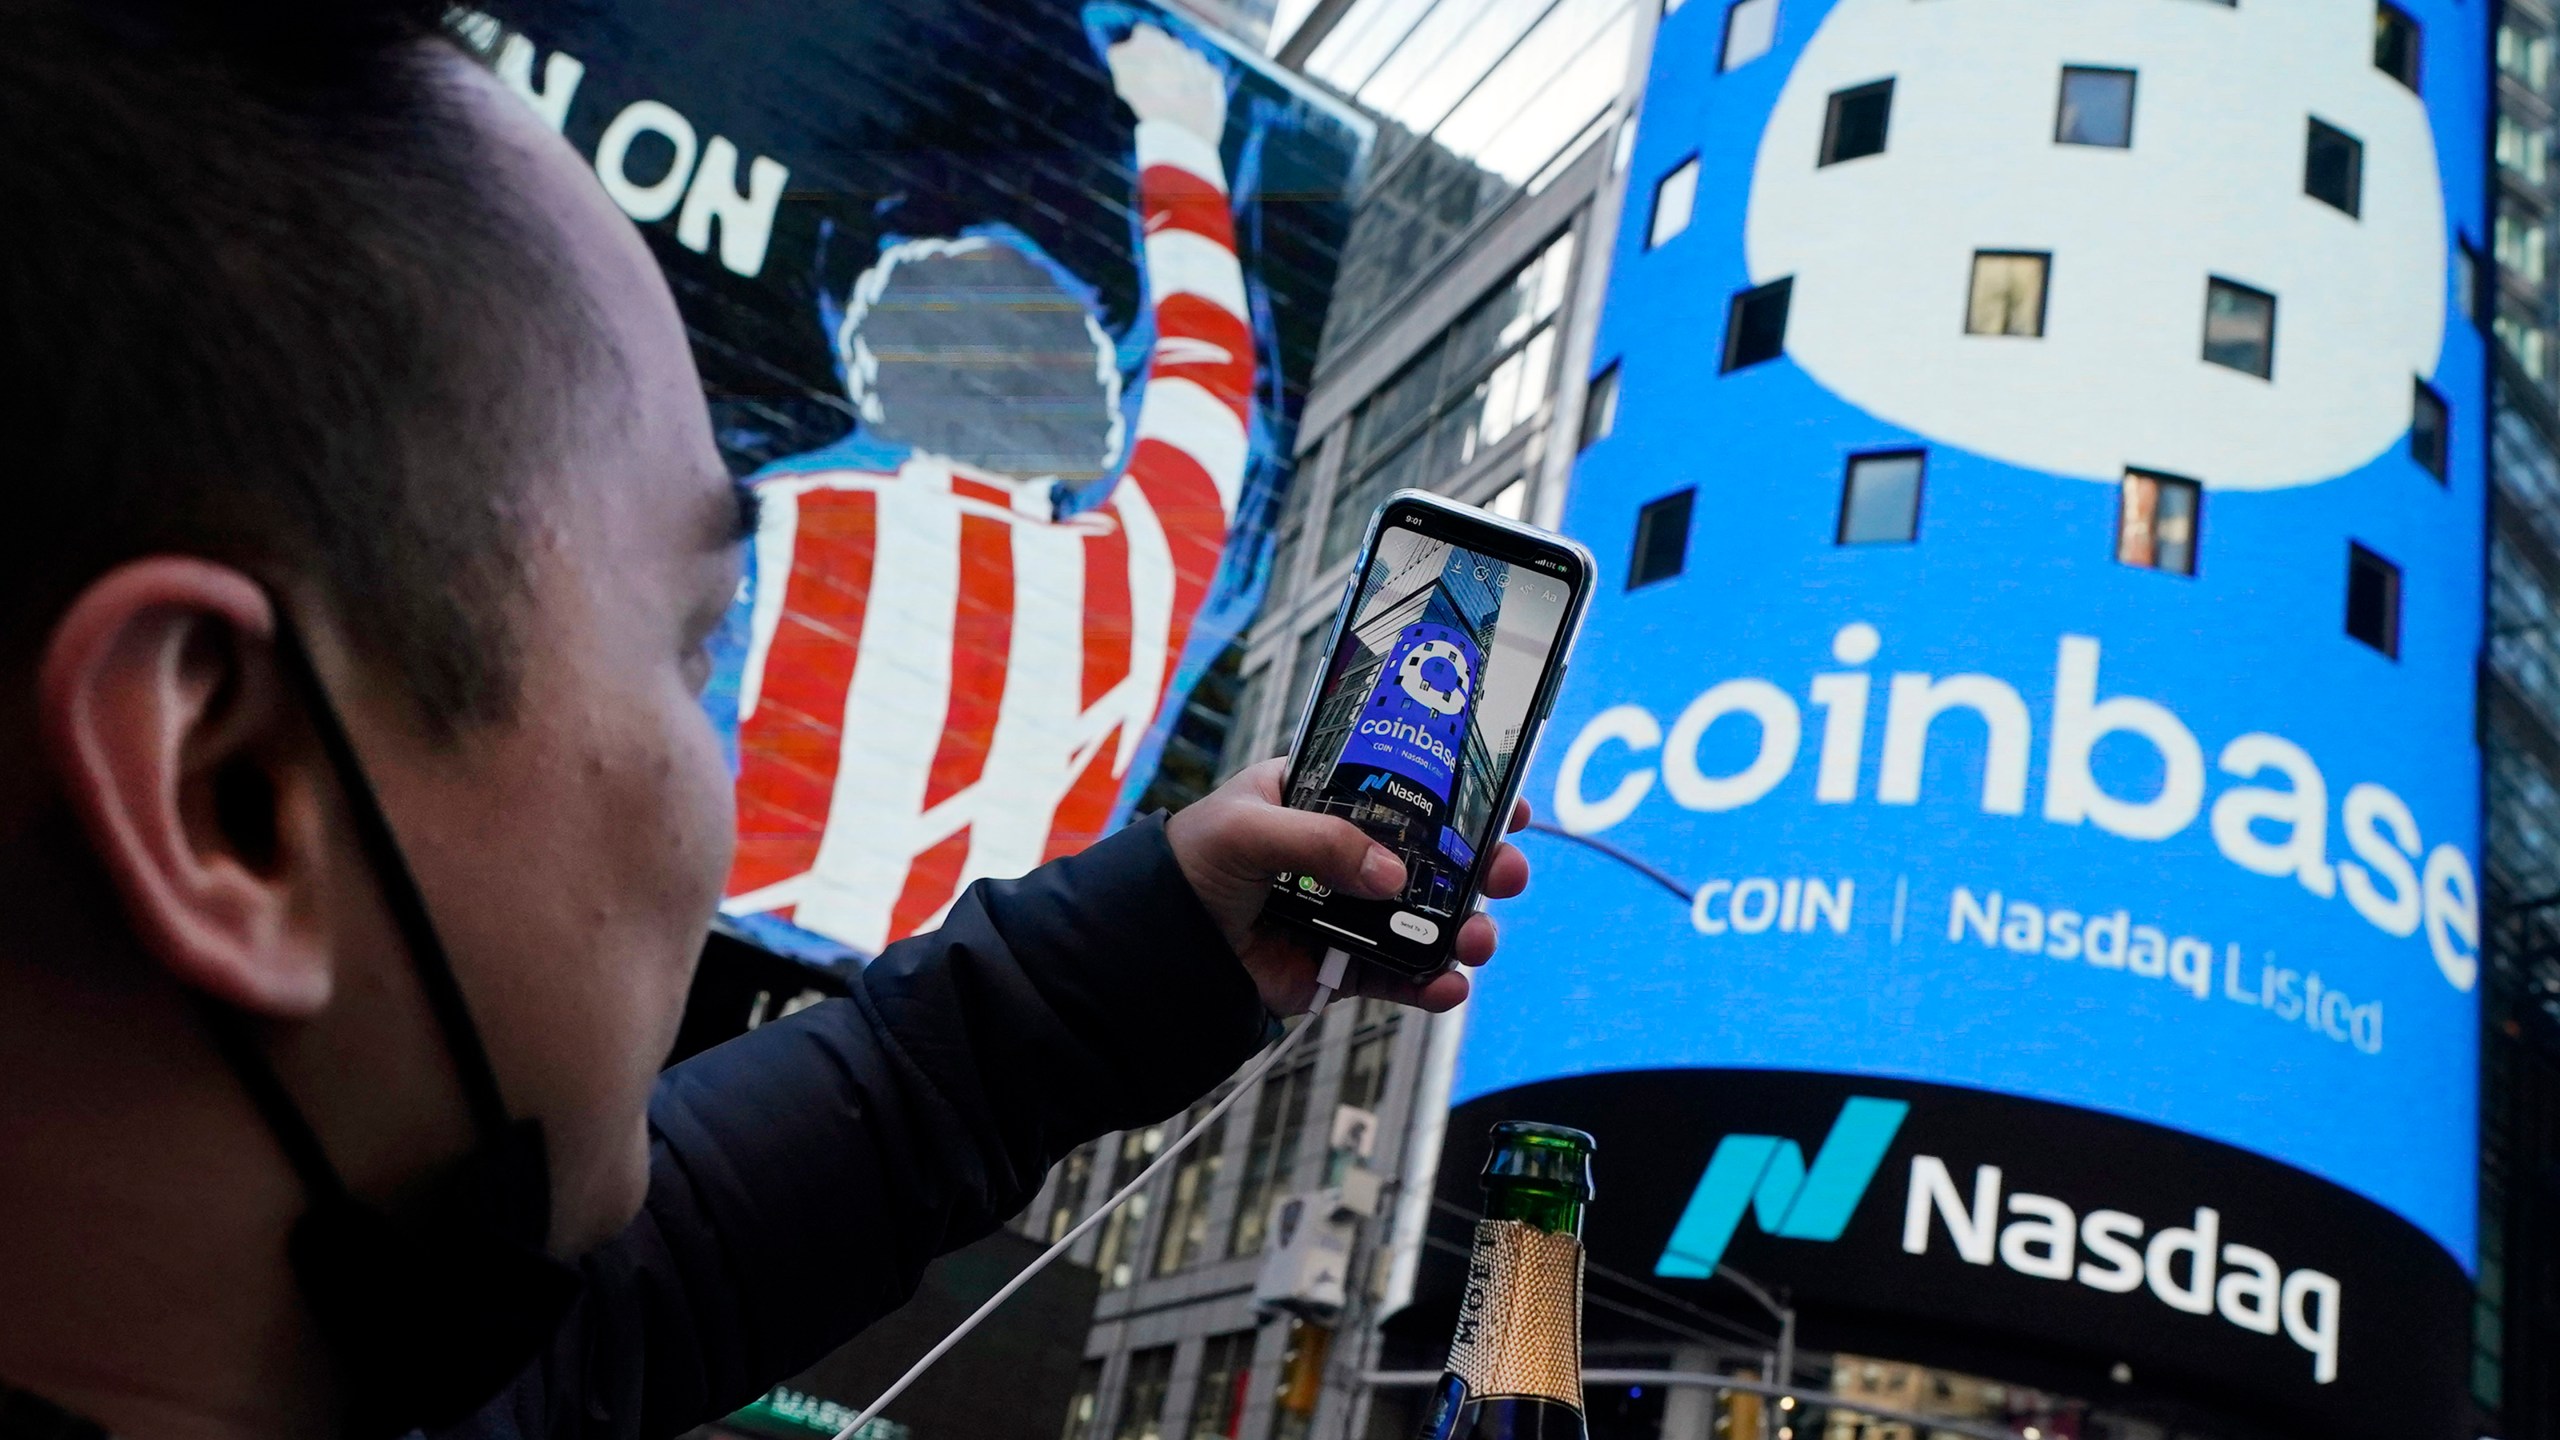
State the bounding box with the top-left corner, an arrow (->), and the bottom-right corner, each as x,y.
1415,1122 -> 1595,1440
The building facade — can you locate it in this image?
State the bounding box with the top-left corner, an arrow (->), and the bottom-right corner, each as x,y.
1041,0 -> 2560,1437
2482,5 -> 2560,1431
2481,350 -> 2560,1437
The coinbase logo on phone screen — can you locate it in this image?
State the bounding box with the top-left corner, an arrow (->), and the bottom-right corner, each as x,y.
1290,528 -> 1570,919
1340,624 -> 1479,805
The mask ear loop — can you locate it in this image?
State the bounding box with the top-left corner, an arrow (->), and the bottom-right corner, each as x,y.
260,599 -> 515,1143
192,998 -> 355,1205
173,597 -> 580,1440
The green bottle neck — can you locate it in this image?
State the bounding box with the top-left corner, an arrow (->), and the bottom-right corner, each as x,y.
1484,1177 -> 1584,1238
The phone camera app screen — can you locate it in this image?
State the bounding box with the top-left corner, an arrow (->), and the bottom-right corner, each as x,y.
1287,522 -> 1573,933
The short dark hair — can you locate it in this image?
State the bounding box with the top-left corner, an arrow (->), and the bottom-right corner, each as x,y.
0,0 -> 602,732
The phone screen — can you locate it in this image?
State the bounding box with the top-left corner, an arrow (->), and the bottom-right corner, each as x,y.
1271,503 -> 1584,974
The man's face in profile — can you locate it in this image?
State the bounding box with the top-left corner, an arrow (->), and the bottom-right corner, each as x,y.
386,56 -> 745,1249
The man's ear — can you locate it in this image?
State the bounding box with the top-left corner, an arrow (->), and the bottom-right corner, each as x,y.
36,559 -> 336,1018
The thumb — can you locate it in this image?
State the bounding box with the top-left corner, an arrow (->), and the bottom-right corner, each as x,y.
1209,802 -> 1405,901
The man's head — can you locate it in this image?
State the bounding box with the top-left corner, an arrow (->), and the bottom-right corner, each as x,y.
0,0 -> 744,1285
840,234 -> 1125,483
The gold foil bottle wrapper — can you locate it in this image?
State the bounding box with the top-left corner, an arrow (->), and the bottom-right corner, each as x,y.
1443,1219 -> 1584,1406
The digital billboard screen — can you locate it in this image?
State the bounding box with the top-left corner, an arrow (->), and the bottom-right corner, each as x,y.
473,0 -> 1367,964
1446,0 -> 2489,1431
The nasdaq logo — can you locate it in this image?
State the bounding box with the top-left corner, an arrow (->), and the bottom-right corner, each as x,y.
1654,1097 -> 1909,1276
1358,771 -> 1431,808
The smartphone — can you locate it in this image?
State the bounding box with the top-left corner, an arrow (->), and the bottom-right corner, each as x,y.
1267,489 -> 1594,980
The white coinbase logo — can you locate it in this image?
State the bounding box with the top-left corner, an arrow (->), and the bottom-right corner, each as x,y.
1397,639 -> 1473,716
1747,0 -> 2445,489
1553,623 -> 2482,994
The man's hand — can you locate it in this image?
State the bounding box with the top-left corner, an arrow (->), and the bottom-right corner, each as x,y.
1107,23 -> 1228,149
1164,759 -> 1532,1016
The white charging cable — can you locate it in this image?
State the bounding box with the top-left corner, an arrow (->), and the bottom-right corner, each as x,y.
830,946 -> 1357,1440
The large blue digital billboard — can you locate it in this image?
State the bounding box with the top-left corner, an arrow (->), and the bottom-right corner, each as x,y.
1448,0 -> 2486,1426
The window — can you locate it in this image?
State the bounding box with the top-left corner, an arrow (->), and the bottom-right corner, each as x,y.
1044,1142 -> 1097,1242
1223,663 -> 1274,773
1187,1332 -> 1255,1440
2375,2 -> 2421,90
1722,277 -> 1792,371
1720,0 -> 1778,70
1092,1124 -> 1166,1290
1838,451 -> 1924,545
1581,362 -> 1621,451
1629,488 -> 1695,587
1819,80 -> 1894,166
2490,744 -> 2560,895
2496,206 -> 2547,287
1341,1026 -> 1396,1113
2498,311 -> 2552,380
1151,1099 -> 1230,1276
1441,232 -> 1573,387
1488,478 -> 1530,521
1649,157 -> 1699,249
1965,251 -> 2049,337
2412,379 -> 2449,480
2500,21 -> 2553,88
1319,432 -> 1421,573
1349,345 -> 1442,465
1112,1346 -> 1177,1440
2202,277 -> 2276,379
2055,67 -> 2135,148
1287,623 -> 1333,720
1226,1060 -> 1313,1256
1473,329 -> 1558,455
2492,537 -> 2560,733
2304,118 -> 2363,217
1454,238 -> 1566,389
2117,471 -> 2200,576
1264,472 -> 1318,602
2500,115 -> 2551,185
1063,1361 -> 1105,1440
2346,543 -> 2402,657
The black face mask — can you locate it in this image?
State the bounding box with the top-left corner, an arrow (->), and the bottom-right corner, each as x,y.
190,609 -> 583,1440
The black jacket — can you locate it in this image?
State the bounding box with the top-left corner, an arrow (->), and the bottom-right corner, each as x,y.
446,815 -> 1269,1440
